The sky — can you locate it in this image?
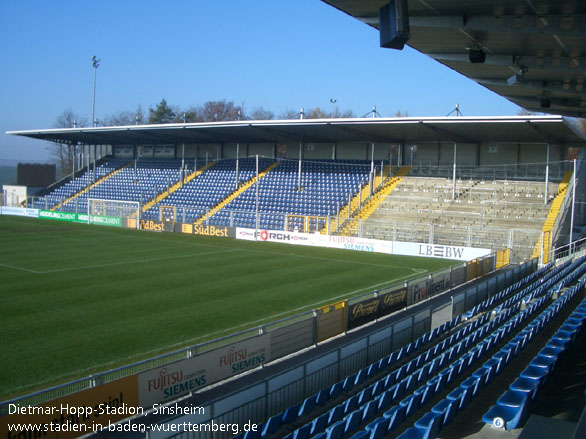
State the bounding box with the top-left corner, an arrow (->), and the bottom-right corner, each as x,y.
0,0 -> 522,165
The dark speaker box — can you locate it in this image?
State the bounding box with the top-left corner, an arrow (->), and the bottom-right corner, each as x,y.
379,0 -> 410,50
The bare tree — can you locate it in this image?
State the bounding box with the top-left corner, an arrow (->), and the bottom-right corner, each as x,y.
49,109 -> 87,178
393,110 -> 410,117
279,108 -> 301,119
305,106 -> 355,119
103,111 -> 136,126
200,100 -> 243,122
249,107 -> 275,120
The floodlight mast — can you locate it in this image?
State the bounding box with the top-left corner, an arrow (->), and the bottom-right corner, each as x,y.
91,56 -> 101,127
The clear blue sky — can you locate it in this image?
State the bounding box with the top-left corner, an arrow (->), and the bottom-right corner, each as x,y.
0,0 -> 521,164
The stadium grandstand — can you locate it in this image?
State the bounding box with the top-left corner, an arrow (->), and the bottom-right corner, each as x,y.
2,1 -> 586,439
6,115 -> 586,263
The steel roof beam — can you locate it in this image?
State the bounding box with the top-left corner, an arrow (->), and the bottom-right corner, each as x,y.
429,53 -> 586,74
410,14 -> 586,37
327,123 -> 395,143
418,121 -> 477,144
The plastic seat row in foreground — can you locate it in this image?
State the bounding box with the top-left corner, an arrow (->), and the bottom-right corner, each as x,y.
234,263 -> 563,439
482,276 -> 586,430
395,272 -> 586,439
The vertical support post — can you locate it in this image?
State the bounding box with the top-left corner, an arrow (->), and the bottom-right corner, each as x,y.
544,143 -> 550,204
72,144 -> 76,178
236,142 -> 240,190
348,192 -> 351,218
380,161 -> 384,188
205,151 -> 208,170
452,142 -> 457,201
298,142 -> 302,191
255,154 -> 259,230
398,144 -> 403,167
93,145 -> 96,182
86,144 -> 90,188
181,143 -> 185,169
570,158 -> 576,256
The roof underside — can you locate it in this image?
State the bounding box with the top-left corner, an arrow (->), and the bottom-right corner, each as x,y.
322,0 -> 586,118
7,116 -> 585,146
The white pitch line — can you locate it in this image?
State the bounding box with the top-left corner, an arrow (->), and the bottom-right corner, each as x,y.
0,262 -> 42,274
37,248 -> 242,274
0,249 -> 241,275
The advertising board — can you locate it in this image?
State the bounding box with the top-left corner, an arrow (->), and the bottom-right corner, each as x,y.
235,228 -> 489,261
0,206 -> 39,218
0,376 -> 138,439
137,335 -> 270,407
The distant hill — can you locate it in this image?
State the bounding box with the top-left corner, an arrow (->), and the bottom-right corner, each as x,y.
0,166 -> 17,185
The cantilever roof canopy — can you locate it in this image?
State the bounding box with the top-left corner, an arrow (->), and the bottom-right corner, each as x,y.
6,115 -> 586,146
322,0 -> 586,118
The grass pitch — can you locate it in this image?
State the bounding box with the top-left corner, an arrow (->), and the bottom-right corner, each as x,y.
0,215 -> 456,399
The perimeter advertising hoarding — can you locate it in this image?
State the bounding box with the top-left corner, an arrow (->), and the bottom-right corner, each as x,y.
178,223 -> 235,238
236,229 -> 394,254
137,335 -> 270,407
347,287 -> 408,330
39,210 -> 77,222
139,219 -> 174,232
0,376 -> 138,439
0,206 -> 39,218
38,210 -> 122,227
235,228 -> 489,261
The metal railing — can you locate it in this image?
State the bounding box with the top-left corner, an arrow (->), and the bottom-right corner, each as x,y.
409,160 -> 570,182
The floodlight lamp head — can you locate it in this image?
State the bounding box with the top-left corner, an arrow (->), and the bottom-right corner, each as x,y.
506,65 -> 528,86
468,48 -> 486,64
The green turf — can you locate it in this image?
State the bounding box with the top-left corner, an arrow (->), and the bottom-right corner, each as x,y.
0,215 -> 456,399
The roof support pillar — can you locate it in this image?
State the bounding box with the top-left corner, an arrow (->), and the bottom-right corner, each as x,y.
545,143 -> 550,205
370,142 -> 375,196
298,142 -> 303,191
72,143 -> 76,179
452,142 -> 457,201
398,143 -> 403,167
236,142 -> 240,190
570,159 -> 577,256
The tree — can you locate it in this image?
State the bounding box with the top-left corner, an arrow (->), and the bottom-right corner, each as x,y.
393,110 -> 410,117
305,106 -> 355,119
199,99 -> 243,122
148,98 -> 177,124
279,108 -> 301,119
104,111 -> 136,126
49,109 -> 87,178
250,107 -> 274,120
330,107 -> 355,118
306,107 -> 328,119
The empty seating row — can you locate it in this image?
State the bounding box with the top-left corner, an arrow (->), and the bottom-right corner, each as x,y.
211,159 -> 372,230
482,279 -> 586,430
143,158 -> 272,222
238,258 -> 585,439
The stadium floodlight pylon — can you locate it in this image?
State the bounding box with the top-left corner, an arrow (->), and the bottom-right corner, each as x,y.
88,198 -> 140,229
159,205 -> 176,223
286,214 -> 328,233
